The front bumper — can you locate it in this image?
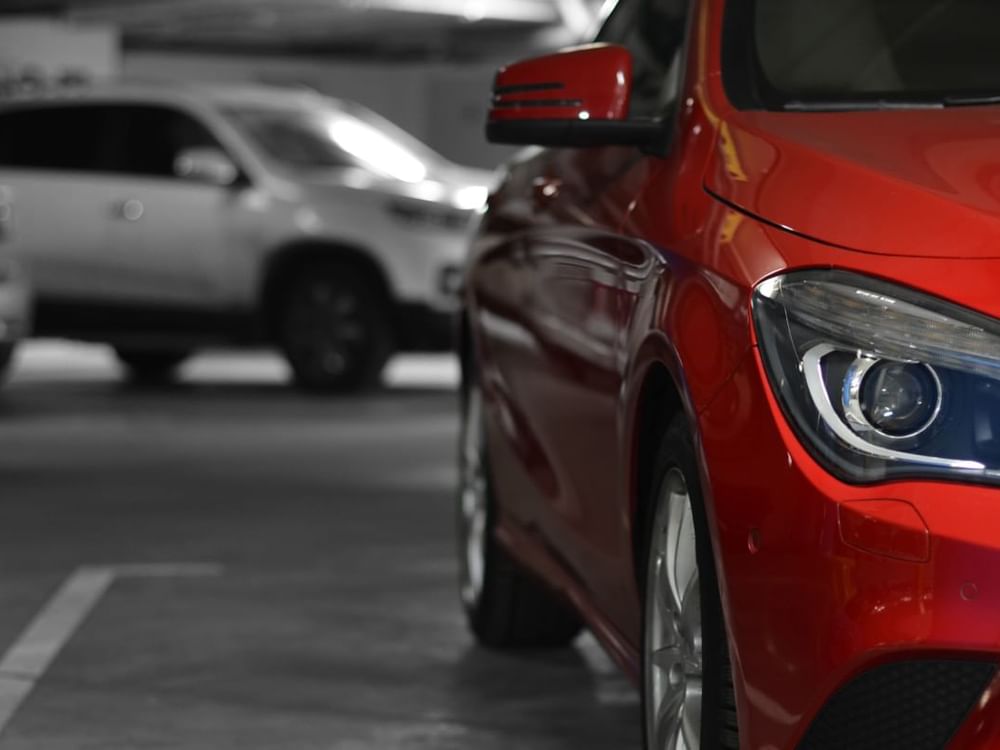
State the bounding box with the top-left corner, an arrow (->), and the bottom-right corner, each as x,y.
700,347 -> 1000,749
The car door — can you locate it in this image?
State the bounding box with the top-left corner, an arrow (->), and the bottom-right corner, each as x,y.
102,104 -> 236,308
0,104 -> 123,306
505,0 -> 691,636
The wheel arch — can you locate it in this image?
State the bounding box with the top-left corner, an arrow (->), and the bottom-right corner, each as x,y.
626,336 -> 700,591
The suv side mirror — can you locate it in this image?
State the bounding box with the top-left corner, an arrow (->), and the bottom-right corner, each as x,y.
487,44 -> 665,150
174,147 -> 240,187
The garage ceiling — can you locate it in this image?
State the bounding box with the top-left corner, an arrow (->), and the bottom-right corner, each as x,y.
0,0 -> 596,57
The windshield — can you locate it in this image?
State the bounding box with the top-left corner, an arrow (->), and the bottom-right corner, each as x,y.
226,102 -> 442,182
725,0 -> 1000,110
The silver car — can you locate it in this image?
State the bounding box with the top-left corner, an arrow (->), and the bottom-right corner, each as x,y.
0,83 -> 490,390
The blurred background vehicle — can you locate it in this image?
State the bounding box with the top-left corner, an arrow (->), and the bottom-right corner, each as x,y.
0,0 -> 601,391
0,2 -> 651,750
0,84 -> 492,391
0,184 -> 30,384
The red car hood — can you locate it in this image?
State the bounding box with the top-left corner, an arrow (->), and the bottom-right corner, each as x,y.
707,107 -> 1000,258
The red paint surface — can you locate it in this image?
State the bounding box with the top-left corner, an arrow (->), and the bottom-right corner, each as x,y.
467,0 -> 1000,747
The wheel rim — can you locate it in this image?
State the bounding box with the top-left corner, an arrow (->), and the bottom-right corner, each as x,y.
458,384 -> 488,608
645,468 -> 703,750
285,280 -> 369,378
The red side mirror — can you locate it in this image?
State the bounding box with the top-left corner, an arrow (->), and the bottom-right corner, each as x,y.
487,44 -> 665,149
491,44 -> 633,123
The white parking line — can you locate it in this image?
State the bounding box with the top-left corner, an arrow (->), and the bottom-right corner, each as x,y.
11,341 -> 460,389
0,563 -> 223,737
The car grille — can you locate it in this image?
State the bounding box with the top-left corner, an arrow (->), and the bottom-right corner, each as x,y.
797,659 -> 996,750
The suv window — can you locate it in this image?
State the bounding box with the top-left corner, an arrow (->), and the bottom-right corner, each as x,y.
596,0 -> 690,118
115,105 -> 225,178
225,107 -> 354,170
0,103 -> 228,179
0,105 -> 116,172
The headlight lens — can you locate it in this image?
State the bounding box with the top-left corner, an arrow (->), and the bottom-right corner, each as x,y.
753,270 -> 1000,484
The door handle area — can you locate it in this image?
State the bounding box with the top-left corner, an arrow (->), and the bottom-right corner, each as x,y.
113,199 -> 144,222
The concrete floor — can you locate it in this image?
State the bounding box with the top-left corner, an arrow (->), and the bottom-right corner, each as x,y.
0,344 -> 639,749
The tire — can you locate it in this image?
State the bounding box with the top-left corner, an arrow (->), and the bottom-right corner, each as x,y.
0,342 -> 15,383
457,378 -> 583,648
277,264 -> 393,393
641,416 -> 739,750
116,347 -> 190,383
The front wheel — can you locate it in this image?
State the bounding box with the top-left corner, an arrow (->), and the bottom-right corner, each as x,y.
278,265 -> 393,393
641,417 -> 739,750
457,379 -> 582,648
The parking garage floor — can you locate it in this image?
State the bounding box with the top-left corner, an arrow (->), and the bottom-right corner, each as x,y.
0,344 -> 639,749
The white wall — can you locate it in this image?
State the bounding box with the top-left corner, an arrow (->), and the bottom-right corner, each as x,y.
0,19 -> 120,89
124,52 -> 516,169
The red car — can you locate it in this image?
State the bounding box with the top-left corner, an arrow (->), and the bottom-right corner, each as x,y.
456,0 -> 1000,748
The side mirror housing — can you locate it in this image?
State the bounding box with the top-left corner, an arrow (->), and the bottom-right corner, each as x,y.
174,147 -> 240,187
487,44 -> 665,149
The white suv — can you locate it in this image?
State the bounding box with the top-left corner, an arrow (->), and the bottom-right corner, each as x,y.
0,83 -> 490,390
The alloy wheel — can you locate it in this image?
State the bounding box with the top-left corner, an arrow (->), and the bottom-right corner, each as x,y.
285,280 -> 368,377
645,467 -> 703,750
458,383 -> 488,608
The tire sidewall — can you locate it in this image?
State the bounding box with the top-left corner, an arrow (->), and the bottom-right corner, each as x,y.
641,418 -> 731,750
279,266 -> 393,392
456,378 -> 485,618
456,378 -> 499,630
0,342 -> 14,382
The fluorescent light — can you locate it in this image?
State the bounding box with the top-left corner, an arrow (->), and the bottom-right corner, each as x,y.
372,0 -> 557,23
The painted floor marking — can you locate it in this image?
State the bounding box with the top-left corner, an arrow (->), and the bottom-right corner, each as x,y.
0,563 -> 223,736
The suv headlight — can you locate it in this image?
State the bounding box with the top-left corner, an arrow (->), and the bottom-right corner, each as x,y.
753,270 -> 1000,484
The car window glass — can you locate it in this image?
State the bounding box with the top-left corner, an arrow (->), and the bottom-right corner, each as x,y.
0,105 -> 116,172
116,105 -> 226,179
731,0 -> 1000,109
596,0 -> 690,118
226,107 -> 356,170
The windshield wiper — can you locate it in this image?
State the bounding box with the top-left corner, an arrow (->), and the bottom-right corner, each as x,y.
783,100 -> 944,112
944,94 -> 1000,107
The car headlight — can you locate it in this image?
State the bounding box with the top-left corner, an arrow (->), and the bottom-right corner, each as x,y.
753,270 -> 1000,485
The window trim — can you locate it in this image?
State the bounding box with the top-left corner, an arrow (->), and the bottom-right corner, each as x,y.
0,100 -> 249,185
586,0 -> 697,160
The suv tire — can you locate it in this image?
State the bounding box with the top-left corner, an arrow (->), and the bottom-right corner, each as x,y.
277,264 -> 393,393
0,342 -> 15,383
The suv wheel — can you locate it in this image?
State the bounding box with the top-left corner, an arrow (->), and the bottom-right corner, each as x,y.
278,264 -> 393,393
0,342 -> 15,383
457,377 -> 583,648
116,347 -> 190,383
641,417 -> 740,750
